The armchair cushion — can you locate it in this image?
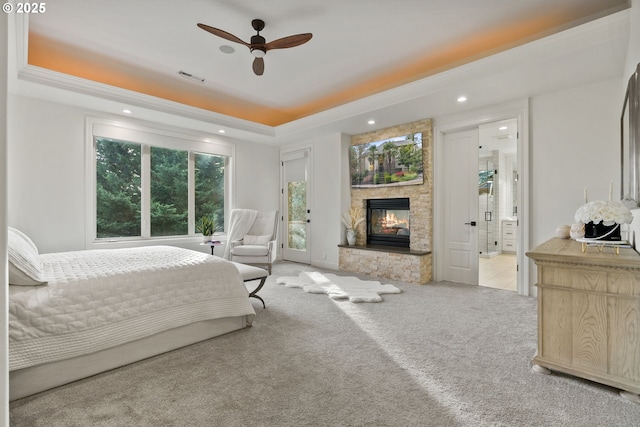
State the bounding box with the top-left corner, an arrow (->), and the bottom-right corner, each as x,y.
243,234 -> 272,246
232,245 -> 270,257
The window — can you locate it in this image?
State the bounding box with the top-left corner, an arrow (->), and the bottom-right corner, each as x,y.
150,146 -> 188,237
88,119 -> 233,244
195,153 -> 226,227
96,138 -> 142,238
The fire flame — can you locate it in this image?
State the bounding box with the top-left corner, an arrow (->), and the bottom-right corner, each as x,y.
383,212 -> 409,229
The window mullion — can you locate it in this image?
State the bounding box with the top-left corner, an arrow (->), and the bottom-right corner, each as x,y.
141,144 -> 151,238
188,151 -> 195,235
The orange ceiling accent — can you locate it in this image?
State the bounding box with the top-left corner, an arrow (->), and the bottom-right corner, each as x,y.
282,12 -> 590,120
27,6 -> 617,126
28,32 -> 295,126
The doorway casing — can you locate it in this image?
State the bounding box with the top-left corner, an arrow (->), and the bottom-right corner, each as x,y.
433,99 -> 530,296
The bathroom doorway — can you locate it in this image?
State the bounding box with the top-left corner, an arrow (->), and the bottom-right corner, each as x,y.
477,119 -> 518,291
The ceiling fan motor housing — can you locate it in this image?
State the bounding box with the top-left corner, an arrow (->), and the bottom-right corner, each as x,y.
250,34 -> 267,57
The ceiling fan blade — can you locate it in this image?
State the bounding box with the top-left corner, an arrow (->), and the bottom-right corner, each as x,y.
265,33 -> 312,51
197,23 -> 249,47
253,57 -> 264,76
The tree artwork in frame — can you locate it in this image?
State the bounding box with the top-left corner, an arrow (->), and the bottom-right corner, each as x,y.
350,133 -> 424,188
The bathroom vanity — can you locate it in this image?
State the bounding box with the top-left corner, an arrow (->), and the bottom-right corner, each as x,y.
501,219 -> 517,253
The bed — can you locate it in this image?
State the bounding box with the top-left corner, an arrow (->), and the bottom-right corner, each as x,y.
7,227 -> 256,401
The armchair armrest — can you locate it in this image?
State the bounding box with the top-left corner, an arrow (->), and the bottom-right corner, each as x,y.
267,240 -> 277,262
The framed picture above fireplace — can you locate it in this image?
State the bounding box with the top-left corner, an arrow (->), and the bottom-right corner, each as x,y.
350,133 -> 423,188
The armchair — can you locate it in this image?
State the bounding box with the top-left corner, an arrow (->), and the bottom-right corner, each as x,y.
228,210 -> 278,274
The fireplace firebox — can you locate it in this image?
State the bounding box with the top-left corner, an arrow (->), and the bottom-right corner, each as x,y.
366,198 -> 410,247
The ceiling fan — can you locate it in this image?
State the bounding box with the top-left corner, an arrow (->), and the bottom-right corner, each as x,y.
197,19 -> 312,76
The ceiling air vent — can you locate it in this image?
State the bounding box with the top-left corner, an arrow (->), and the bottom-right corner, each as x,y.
178,70 -> 205,84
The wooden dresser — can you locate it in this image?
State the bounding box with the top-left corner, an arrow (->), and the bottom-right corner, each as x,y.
527,238 -> 640,398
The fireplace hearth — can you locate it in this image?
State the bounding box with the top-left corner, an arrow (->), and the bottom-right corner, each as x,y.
367,198 -> 410,248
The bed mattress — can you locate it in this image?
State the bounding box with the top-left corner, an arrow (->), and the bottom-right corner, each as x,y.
9,245 -> 255,371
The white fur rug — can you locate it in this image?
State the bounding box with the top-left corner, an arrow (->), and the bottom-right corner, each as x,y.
275,271 -> 401,303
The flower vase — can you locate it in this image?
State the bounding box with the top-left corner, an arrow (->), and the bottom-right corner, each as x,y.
346,229 -> 357,245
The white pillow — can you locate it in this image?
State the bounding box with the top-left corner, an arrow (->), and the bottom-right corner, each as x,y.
243,234 -> 272,246
7,227 -> 47,286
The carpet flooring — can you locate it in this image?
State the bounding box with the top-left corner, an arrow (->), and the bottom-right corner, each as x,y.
9,261 -> 640,426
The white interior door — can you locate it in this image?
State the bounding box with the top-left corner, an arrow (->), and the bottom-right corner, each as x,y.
281,149 -> 311,264
442,129 -> 479,284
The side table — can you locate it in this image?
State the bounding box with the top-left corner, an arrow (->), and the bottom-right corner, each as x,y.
200,240 -> 223,256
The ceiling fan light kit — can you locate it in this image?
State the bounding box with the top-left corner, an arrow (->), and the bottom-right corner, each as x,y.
197,18 -> 312,76
251,48 -> 266,58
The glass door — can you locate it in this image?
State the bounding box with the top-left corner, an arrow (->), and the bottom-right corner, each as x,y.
281,149 -> 311,264
477,119 -> 518,292
478,158 -> 498,256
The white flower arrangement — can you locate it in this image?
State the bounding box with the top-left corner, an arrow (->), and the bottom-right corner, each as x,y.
341,208 -> 365,230
574,200 -> 633,226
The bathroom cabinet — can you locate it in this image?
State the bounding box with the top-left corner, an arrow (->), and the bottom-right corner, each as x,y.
501,220 -> 517,252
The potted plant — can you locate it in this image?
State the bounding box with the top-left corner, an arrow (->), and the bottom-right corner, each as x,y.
196,216 -> 215,242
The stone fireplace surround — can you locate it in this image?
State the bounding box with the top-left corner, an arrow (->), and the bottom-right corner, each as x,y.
339,118 -> 433,285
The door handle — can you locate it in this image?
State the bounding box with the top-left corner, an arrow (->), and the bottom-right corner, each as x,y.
465,221 -> 477,226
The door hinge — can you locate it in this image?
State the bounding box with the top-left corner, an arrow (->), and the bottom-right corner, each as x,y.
281,243 -> 284,249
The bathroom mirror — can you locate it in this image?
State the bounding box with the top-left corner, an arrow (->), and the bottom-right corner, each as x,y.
621,62 -> 640,205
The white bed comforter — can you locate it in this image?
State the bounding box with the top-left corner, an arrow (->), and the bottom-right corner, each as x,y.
9,246 -> 256,371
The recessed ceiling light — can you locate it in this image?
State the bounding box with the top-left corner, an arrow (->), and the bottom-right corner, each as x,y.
368,120 -> 376,125
219,45 -> 235,54
499,126 -> 508,131
457,96 -> 467,103
218,129 -> 226,134
122,109 -> 132,114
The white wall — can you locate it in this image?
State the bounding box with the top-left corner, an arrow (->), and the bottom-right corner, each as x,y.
624,0 -> 640,79
1,12 -> 9,427
235,140 -> 279,212
529,78 -> 623,249
7,95 -> 86,252
6,94 -> 279,254
309,133 -> 347,269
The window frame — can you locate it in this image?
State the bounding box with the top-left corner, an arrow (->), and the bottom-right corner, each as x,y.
85,117 -> 235,249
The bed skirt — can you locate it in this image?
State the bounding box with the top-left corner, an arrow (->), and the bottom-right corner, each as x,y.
10,315 -> 251,401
